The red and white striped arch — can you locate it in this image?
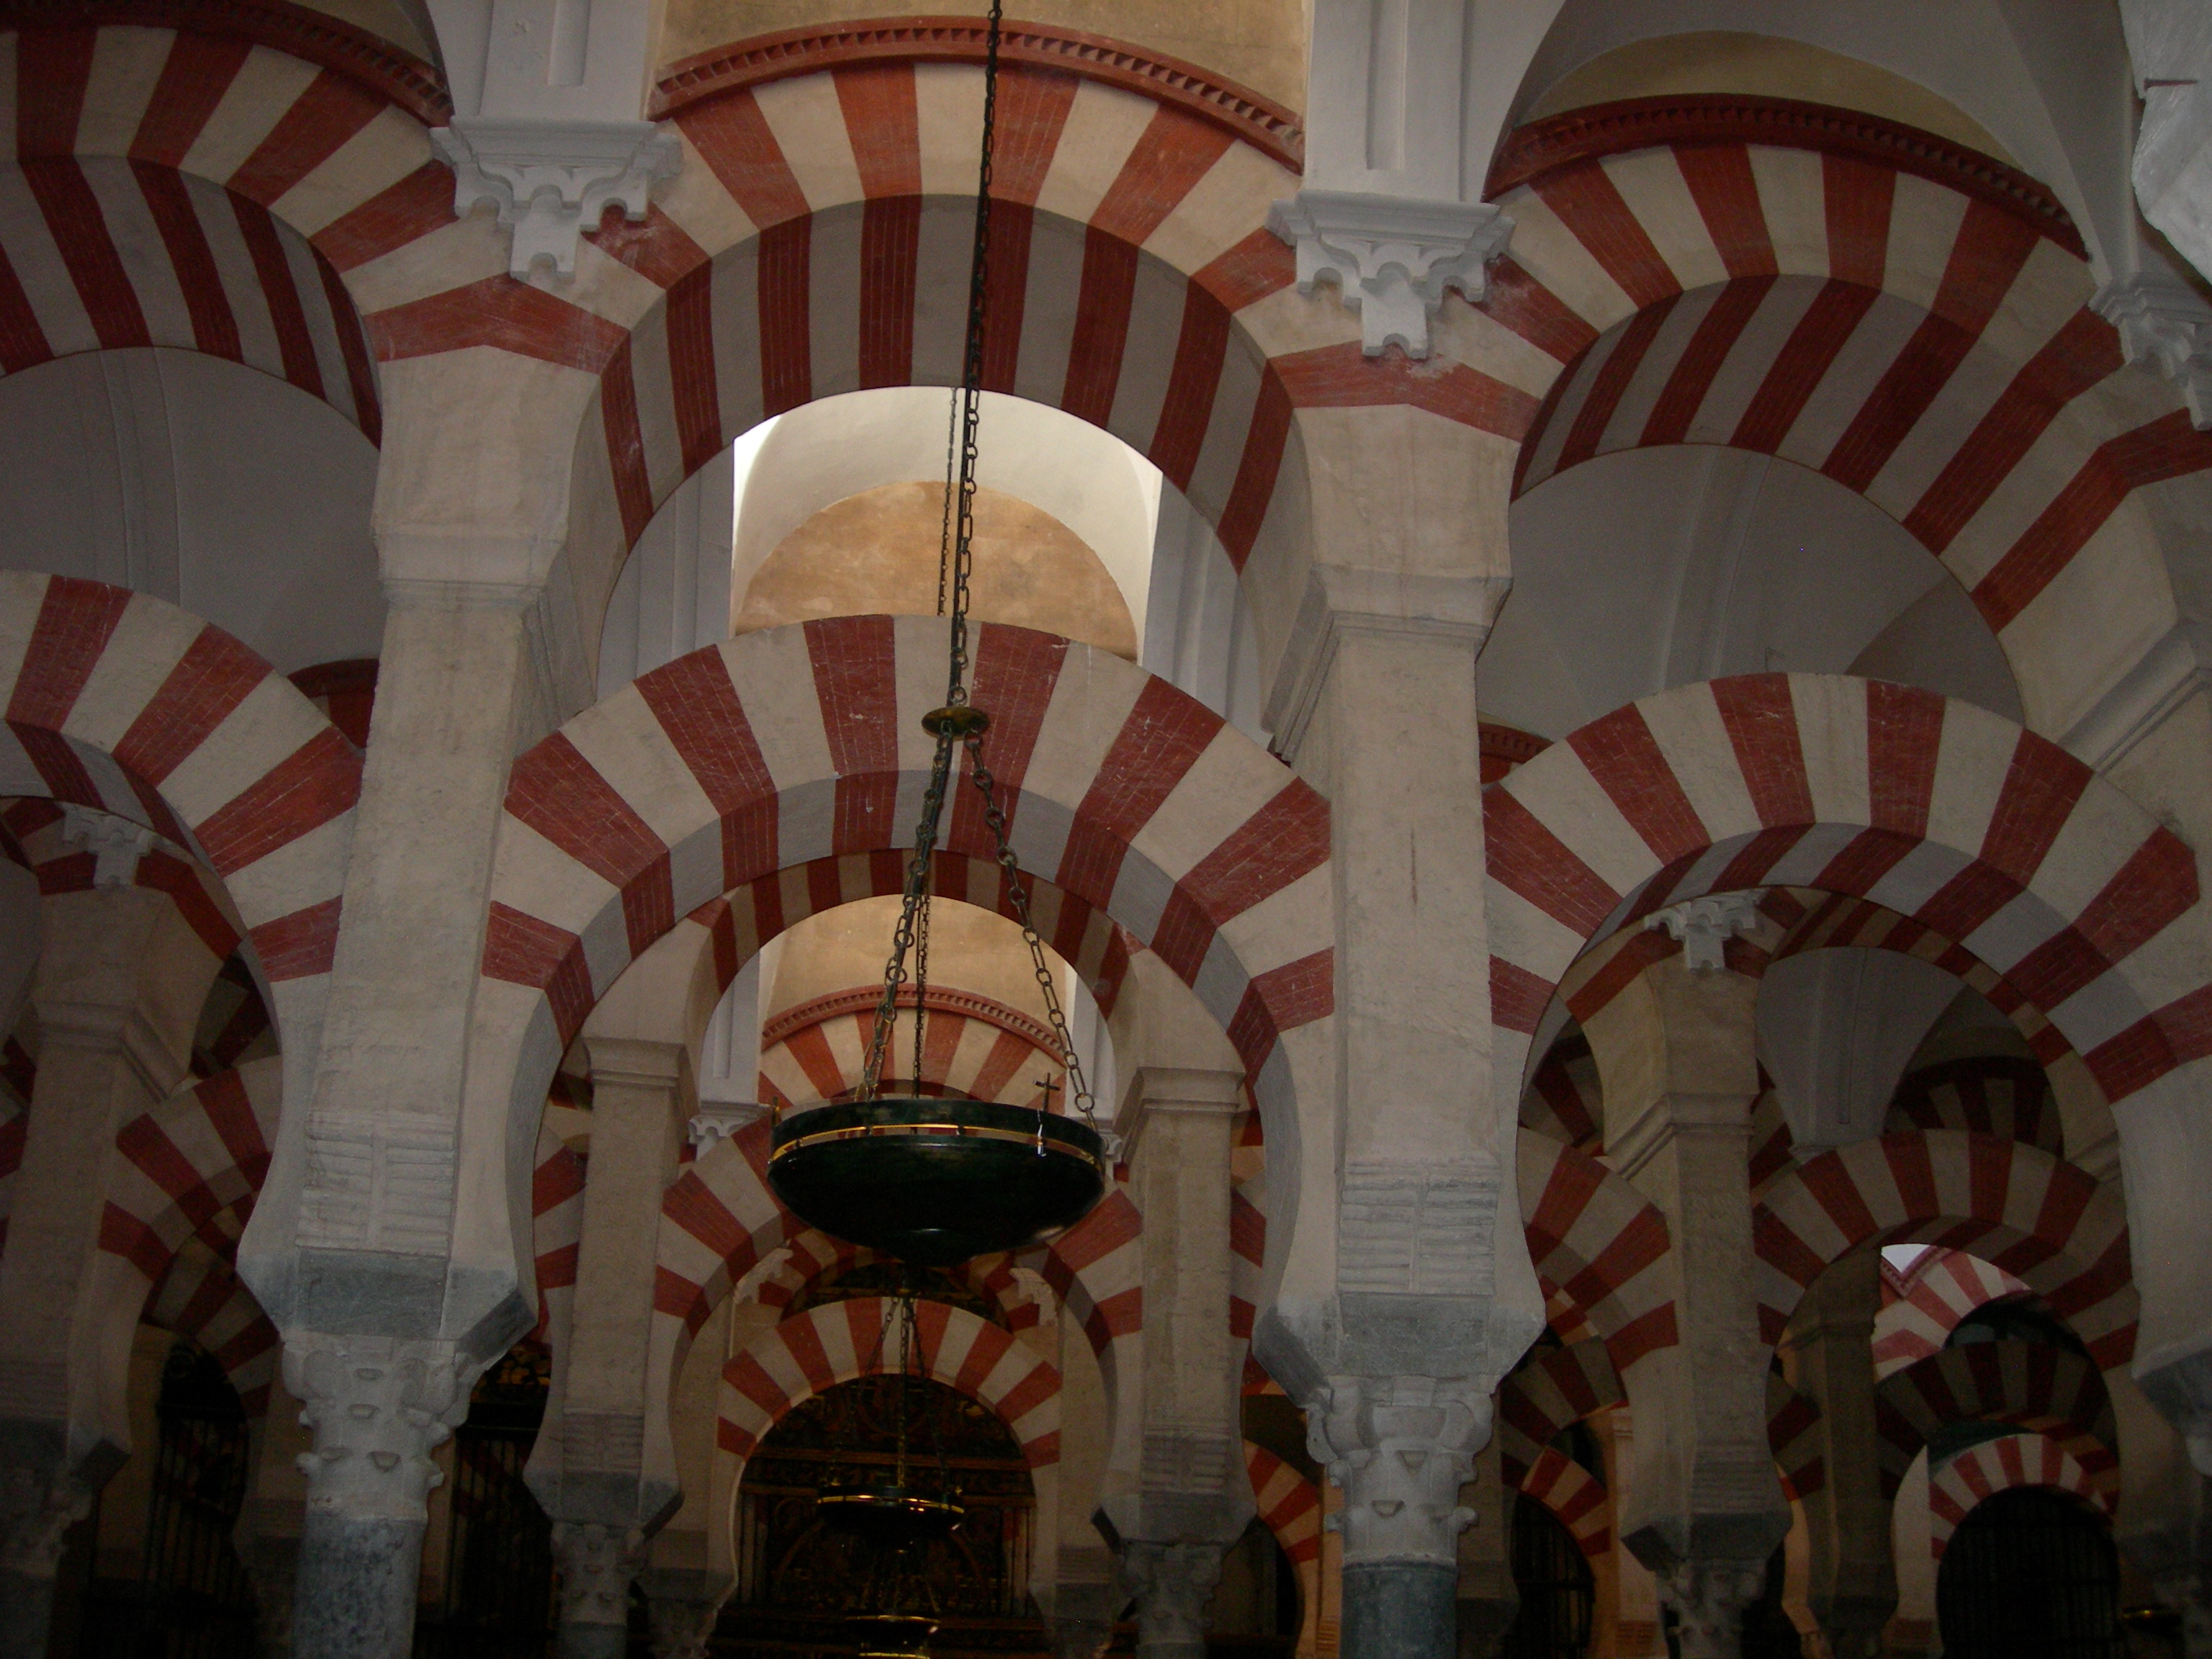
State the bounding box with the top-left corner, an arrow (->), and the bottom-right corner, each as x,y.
1876,1249 -> 2032,1378
143,1231 -> 279,1416
1890,1057 -> 2061,1154
1498,1337 -> 1624,1489
99,1056 -> 282,1290
1768,1375 -> 1825,1502
1245,1442 -> 1321,1566
0,576 -> 363,1056
1927,1433 -> 2115,1557
1521,1026 -> 1601,1152
529,1121 -> 585,1344
1487,675 -> 2206,1155
1485,97 -> 2212,732
1,794 -> 245,964
1519,1130 -> 1676,1375
716,1295 -> 1059,1469
756,985 -> 1067,1112
1753,1131 -> 2134,1370
1876,1339 -> 2118,1499
737,1231 -> 1049,1335
1520,1449 -> 1611,1558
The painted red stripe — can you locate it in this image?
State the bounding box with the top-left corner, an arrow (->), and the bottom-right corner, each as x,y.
505,733 -> 667,892
1090,104 -> 1231,246
1148,279 -> 1228,490
1190,224 -> 1293,313
1824,156 -> 1894,287
192,727 -> 361,875
806,614 -> 902,857
1676,143 -> 1776,278
131,32 -> 251,168
248,894 -> 342,981
949,624 -> 1066,859
586,202 -> 709,288
1215,367 -> 1291,571
598,338 -> 654,549
22,158 -> 150,349
990,66 -> 1079,205
678,90 -> 811,227
1531,158 -> 1678,310
135,848 -> 240,957
1174,778 -> 1330,921
1270,342 -> 1541,439
755,217 -> 813,414
232,195 -> 327,399
1562,927 -> 1675,1027
1711,676 -> 1814,826
1730,279 -> 1880,454
782,1022 -> 848,1100
8,576 -> 129,729
635,647 -> 779,883
314,253 -> 380,442
312,161 -> 454,272
1060,228 -> 1136,423
366,276 -> 627,370
856,194 -> 920,387
1491,956 -> 1555,1034
1978,731 -> 2093,890
227,69 -> 384,205
0,240 -> 53,372
111,624 -> 266,785
665,262 -> 723,473
16,27 -> 94,158
1866,679 -> 1944,836
2012,828 -> 2196,1009
1557,297 -> 1677,472
1485,790 -> 1621,936
130,162 -> 242,363
1823,204 -> 2039,493
1974,409 -> 2212,631
1056,676 -> 1220,906
1640,276 -> 1771,446
1707,824 -> 1813,895
1902,307 -> 2121,554
834,63 -> 922,198
1476,256 -> 1601,363
1568,701 -> 1709,860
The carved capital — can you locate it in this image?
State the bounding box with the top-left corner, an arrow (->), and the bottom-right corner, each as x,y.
1308,1375 -> 1487,1568
1643,892 -> 1764,974
1119,1538 -> 1228,1650
687,1101 -> 768,1156
284,1334 -> 473,1524
59,804 -> 156,889
554,1519 -> 646,1628
2093,274 -> 2212,429
1267,190 -> 1512,358
1657,1557 -> 1768,1658
0,1465 -> 91,1579
433,117 -> 681,279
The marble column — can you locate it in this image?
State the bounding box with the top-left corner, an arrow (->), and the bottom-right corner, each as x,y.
0,853 -> 217,1658
1778,1252 -> 1894,1659
1583,927 -> 1789,1659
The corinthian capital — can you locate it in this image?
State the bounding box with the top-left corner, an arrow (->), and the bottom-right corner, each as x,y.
1308,1375 -> 1489,1568
284,1333 -> 473,1524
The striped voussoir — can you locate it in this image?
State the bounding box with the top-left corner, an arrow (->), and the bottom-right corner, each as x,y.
1888,1057 -> 2061,1154
1767,1374 -> 1826,1502
1485,675 -> 2208,1124
529,1120 -> 585,1343
1752,1131 -> 2134,1369
2,794 -> 245,964
1518,1129 -> 1676,1373
144,1230 -> 279,1415
1245,1442 -> 1321,1565
1498,1337 -> 1625,1488
1927,1432 -> 2114,1557
1521,1449 -> 1611,1557
482,617 -> 1329,1212
1522,1027 -> 1601,1151
1874,1247 -> 2030,1379
99,1056 -> 282,1291
0,574 -> 361,1019
0,21 -> 443,441
756,984 -> 1068,1112
1874,1339 -> 2117,1499
191,948 -> 276,1078
716,1296 -> 1059,1468
1488,96 -> 2212,727
743,1231 -> 1047,1334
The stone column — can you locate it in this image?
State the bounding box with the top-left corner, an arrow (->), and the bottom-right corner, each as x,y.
531,1034 -> 690,1657
1253,414 -> 1547,1659
1777,1252 -> 1894,1659
285,1334 -> 473,1659
1583,927 -> 1789,1659
1107,1065 -> 1250,1658
0,854 -> 217,1659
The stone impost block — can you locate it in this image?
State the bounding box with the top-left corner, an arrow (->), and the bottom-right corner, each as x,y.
1267,191 -> 1513,359
433,117 -> 680,279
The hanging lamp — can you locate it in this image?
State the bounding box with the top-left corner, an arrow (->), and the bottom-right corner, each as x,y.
767,0 -> 1107,1269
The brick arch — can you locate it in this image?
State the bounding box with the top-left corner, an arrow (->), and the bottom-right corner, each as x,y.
756,984 -> 1068,1112
1520,1450 -> 1611,1559
716,1295 -> 1059,1470
1927,1433 -> 2116,1558
528,1122 -> 585,1344
1244,1442 -> 1321,1566
1521,1024 -> 1601,1152
1889,1058 -> 2062,1156
0,575 -> 363,1060
1876,1248 -> 2033,1377
1482,96 -> 2212,730
1876,1339 -> 2117,1499
1486,675 -> 2202,1202
1518,1130 -> 1676,1377
1752,1131 -> 2134,1370
739,1230 -> 1048,1334
143,1231 -> 280,1418
1500,1339 -> 1622,1478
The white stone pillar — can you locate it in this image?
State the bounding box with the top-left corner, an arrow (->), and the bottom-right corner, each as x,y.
1585,941 -> 1789,1659
0,868 -> 217,1659
1776,1253 -> 1893,1659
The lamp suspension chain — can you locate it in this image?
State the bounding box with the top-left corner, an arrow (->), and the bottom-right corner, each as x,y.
855,0 -> 1095,1124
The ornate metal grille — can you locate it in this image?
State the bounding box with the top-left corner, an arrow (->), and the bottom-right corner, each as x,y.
1936,1486 -> 2126,1658
415,1345 -> 556,1659
1503,1493 -> 1593,1658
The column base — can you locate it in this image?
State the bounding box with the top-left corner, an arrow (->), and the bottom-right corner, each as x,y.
1344,1561 -> 1456,1659
293,1514 -> 426,1659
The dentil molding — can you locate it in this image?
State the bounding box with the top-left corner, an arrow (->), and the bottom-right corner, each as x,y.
1267,189 -> 1513,359
432,117 -> 682,281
